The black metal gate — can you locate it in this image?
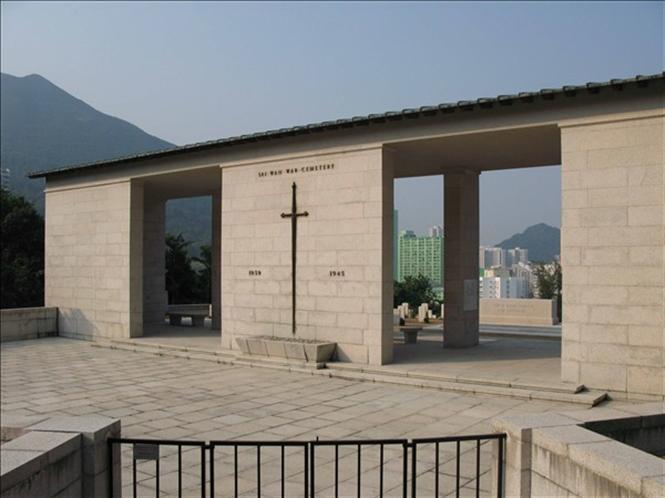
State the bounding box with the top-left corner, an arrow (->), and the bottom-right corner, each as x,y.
108,433 -> 505,497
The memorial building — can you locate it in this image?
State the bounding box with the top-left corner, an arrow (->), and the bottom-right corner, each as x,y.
30,73 -> 664,398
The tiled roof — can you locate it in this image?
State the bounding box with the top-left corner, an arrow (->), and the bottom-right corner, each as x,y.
28,72 -> 664,178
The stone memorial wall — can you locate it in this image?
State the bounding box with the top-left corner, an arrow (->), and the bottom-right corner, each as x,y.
220,146 -> 394,364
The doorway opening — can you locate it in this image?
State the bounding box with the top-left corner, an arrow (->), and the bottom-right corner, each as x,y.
138,167 -> 222,349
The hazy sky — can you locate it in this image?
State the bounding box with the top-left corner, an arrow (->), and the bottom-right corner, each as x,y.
2,1 -> 663,243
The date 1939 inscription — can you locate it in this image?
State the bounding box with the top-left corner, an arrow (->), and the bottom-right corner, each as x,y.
248,269 -> 262,276
258,163 -> 334,178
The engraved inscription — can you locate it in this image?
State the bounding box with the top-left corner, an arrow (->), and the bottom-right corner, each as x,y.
248,269 -> 262,276
258,163 -> 334,178
329,270 -> 346,277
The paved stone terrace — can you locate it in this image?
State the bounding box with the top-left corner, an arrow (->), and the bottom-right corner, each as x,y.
0,338 -> 637,497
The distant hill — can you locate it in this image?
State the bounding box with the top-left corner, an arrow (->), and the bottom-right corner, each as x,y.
0,73 -> 210,252
495,223 -> 560,262
1,72 -> 174,208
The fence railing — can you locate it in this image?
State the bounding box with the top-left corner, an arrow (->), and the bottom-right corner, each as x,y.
108,433 -> 506,498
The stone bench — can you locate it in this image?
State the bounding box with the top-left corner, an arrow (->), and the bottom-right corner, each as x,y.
399,326 -> 422,344
166,304 -> 211,327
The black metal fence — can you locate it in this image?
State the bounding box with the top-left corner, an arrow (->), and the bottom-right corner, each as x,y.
108,433 -> 506,497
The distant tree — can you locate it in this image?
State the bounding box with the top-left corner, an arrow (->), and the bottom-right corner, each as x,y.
192,244 -> 211,303
165,233 -> 199,304
393,274 -> 436,310
1,189 -> 44,308
535,261 -> 562,321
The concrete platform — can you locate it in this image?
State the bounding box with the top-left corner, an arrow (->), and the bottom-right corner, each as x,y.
392,328 -> 563,387
102,323 -> 605,406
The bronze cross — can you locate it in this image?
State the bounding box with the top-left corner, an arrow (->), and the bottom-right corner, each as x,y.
280,182 -> 309,335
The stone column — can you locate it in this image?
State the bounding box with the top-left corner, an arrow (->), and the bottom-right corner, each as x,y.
211,187 -> 222,330
142,191 -> 166,327
559,114 -> 664,396
443,171 -> 480,347
129,181 -> 144,338
376,148 -> 395,364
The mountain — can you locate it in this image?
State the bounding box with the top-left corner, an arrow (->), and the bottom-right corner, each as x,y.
1,72 -> 174,208
1,73 -> 210,252
495,223 -> 560,262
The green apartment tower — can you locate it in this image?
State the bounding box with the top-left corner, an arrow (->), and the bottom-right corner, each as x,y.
397,230 -> 444,298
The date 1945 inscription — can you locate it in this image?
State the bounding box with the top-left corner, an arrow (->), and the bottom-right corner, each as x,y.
329,270 -> 346,277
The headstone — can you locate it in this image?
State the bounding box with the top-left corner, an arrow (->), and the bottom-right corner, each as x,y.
399,303 -> 409,319
417,303 -> 429,322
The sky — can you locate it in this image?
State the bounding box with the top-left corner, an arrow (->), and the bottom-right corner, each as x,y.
2,1 -> 663,244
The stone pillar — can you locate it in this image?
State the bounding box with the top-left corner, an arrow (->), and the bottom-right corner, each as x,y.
211,187 -> 222,330
142,192 -> 166,326
559,114 -> 664,396
377,148 -> 395,364
129,181 -> 144,338
443,171 -> 480,347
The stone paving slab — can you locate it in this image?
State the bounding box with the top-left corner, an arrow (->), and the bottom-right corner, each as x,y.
0,337 -> 646,497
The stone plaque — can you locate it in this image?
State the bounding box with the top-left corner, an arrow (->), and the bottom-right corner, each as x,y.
133,443 -> 159,460
463,279 -> 478,311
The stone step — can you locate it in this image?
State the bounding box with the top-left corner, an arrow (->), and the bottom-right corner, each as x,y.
479,329 -> 561,341
321,367 -> 607,406
101,339 -> 236,360
328,362 -> 584,394
94,339 -> 606,407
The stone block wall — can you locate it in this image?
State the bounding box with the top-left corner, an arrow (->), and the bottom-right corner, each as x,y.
45,181 -> 133,339
1,415 -> 120,498
0,307 -> 58,342
493,404 -> 665,498
479,298 -> 558,326
221,146 -> 393,364
560,114 -> 664,396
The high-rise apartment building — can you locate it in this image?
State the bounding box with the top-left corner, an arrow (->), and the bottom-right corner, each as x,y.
506,247 -> 529,267
479,276 -> 529,299
428,225 -> 444,237
481,246 -> 506,269
0,168 -> 10,191
397,230 -> 444,297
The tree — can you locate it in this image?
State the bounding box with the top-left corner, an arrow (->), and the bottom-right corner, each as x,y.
192,244 -> 211,303
165,233 -> 199,304
394,274 -> 436,310
1,189 -> 44,308
534,261 -> 562,321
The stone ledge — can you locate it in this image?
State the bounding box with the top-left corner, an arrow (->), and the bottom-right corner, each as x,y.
493,406 -> 665,498
568,440 -> 663,495
2,431 -> 81,465
531,424 -> 607,457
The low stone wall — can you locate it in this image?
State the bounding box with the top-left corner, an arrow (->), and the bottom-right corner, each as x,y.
0,307 -> 58,342
0,415 -> 120,498
492,402 -> 664,498
480,298 -> 558,326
